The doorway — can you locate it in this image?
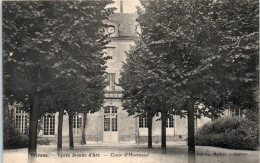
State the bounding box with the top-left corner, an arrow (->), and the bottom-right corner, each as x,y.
103,106 -> 118,143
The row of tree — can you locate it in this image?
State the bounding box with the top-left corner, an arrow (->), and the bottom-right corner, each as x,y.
3,1 -> 115,159
120,0 -> 258,162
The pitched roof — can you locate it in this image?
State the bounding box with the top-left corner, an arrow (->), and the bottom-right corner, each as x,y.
108,13 -> 138,37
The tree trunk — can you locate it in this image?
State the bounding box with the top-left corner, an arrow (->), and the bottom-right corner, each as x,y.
161,108 -> 167,152
57,108 -> 64,152
68,111 -> 74,150
81,112 -> 87,145
187,97 -> 195,163
147,111 -> 153,148
28,95 -> 40,163
3,96 -> 10,121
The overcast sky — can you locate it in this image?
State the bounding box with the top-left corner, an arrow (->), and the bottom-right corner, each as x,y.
107,0 -> 142,13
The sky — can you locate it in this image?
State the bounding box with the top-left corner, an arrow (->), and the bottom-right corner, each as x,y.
106,0 -> 142,13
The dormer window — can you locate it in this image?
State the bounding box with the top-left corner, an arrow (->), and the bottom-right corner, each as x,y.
103,20 -> 119,37
106,24 -> 118,37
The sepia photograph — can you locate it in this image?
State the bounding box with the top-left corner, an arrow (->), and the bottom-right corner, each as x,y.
2,0 -> 259,163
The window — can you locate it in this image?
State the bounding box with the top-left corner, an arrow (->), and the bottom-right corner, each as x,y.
111,115 -> 117,131
73,114 -> 82,135
104,106 -> 117,114
104,106 -> 117,132
139,116 -> 148,128
228,108 -> 242,117
43,114 -> 55,135
14,107 -> 28,135
105,47 -> 116,57
112,107 -> 117,113
104,107 -> 110,113
166,116 -> 174,128
107,73 -> 116,91
104,115 -> 110,131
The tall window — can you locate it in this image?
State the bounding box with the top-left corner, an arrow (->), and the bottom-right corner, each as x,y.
104,106 -> 117,132
104,115 -> 110,131
105,47 -> 116,57
111,115 -> 117,131
139,116 -> 148,128
14,107 -> 28,135
107,73 -> 116,91
166,116 -> 174,128
73,114 -> 83,135
43,114 -> 55,135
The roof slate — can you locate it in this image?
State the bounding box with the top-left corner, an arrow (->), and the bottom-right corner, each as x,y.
108,13 -> 138,37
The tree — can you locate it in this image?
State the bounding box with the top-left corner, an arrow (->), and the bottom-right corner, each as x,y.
210,0 -> 259,116
136,1 -> 258,162
3,0 -> 114,156
80,75 -> 107,145
120,41 -> 155,148
39,1 -> 114,150
121,40 -> 179,150
50,1 -> 112,150
3,2 -> 60,157
135,1 -> 206,155
63,74 -> 106,150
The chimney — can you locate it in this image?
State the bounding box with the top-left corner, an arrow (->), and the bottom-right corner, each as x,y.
120,0 -> 123,13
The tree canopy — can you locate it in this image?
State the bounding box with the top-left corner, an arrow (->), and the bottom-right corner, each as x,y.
3,0 -> 114,154
120,0 -> 258,157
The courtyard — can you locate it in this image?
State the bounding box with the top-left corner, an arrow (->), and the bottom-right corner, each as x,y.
3,144 -> 259,163
3,1 -> 259,163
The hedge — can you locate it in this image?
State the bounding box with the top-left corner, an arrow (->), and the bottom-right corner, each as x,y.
195,116 -> 259,150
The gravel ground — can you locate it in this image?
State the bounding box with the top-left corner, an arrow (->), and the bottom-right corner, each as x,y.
3,144 -> 259,163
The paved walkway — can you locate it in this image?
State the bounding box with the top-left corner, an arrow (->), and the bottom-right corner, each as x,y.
3,144 -> 259,163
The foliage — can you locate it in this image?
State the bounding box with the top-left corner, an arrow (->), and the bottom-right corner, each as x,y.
42,1 -> 114,115
3,118 -> 28,149
37,139 -> 51,145
195,116 -> 259,150
3,0 -> 114,113
4,127 -> 51,149
245,109 -> 259,123
3,1 -> 114,152
121,0 -> 259,119
131,0 -> 216,123
207,0 -> 259,114
120,41 -> 163,116
121,0 -> 258,153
